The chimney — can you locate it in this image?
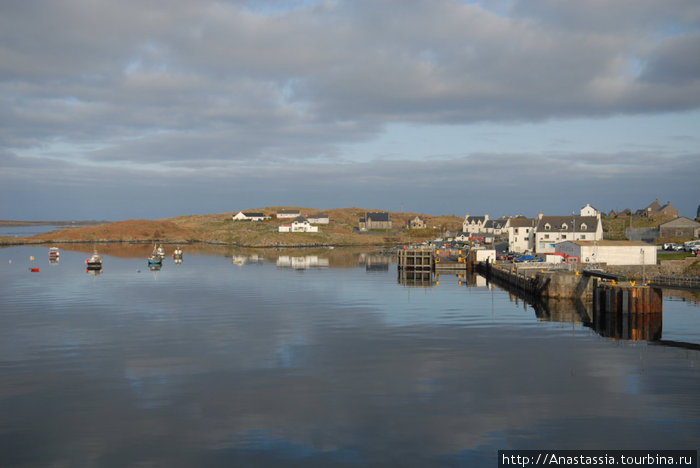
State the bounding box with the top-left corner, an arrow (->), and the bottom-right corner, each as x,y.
538,211 -> 543,219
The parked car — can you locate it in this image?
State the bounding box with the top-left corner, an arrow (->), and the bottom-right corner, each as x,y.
683,241 -> 700,251
514,254 -> 535,263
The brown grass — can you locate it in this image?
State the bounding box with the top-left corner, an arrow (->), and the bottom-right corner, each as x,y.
4,208 -> 463,247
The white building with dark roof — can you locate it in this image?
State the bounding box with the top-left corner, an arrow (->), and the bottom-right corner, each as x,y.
232,211 -> 268,221
307,213 -> 330,224
535,215 -> 603,253
278,216 -> 319,233
277,209 -> 301,219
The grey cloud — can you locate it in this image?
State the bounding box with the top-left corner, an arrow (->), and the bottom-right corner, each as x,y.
1,0 -> 699,220
2,146 -> 696,220
640,32 -> 700,85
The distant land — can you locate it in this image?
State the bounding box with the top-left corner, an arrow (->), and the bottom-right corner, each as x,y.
0,220 -> 107,227
0,208 -> 463,247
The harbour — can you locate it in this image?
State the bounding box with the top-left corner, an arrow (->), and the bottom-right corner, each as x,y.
1,244 -> 699,466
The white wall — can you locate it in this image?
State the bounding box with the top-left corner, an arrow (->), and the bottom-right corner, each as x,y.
555,242 -> 657,265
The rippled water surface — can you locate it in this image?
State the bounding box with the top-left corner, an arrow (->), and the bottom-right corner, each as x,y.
1,245 -> 699,466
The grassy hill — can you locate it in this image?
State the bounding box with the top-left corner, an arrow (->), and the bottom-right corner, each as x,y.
1,208 -> 463,247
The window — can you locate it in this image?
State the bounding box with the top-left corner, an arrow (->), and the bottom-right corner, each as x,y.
580,223 -> 587,231
544,223 -> 551,230
562,234 -> 567,239
544,234 -> 550,239
561,223 -> 568,230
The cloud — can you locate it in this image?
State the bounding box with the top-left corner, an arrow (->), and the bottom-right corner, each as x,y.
1,0 -> 699,219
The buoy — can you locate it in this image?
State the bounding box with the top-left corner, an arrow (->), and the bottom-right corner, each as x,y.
30,267 -> 39,273
29,256 -> 35,261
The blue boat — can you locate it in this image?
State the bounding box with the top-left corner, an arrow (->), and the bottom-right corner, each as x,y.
148,244 -> 163,266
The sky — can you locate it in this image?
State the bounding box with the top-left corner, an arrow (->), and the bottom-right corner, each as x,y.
1,0 -> 699,221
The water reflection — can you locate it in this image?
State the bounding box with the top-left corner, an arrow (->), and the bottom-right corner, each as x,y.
359,253 -> 392,271
486,273 -> 668,345
0,246 -> 699,466
276,255 -> 329,270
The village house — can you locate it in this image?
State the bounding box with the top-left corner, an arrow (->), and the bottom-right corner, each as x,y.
407,216 -> 426,229
277,209 -> 301,219
306,213 -> 330,225
658,217 -> 700,239
359,212 -> 392,231
462,214 -> 506,236
636,199 -> 678,218
534,214 -> 603,253
505,217 -> 537,253
232,211 -> 268,222
278,216 -> 319,233
579,203 -> 600,217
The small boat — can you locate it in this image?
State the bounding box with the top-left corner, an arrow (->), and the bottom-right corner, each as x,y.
49,247 -> 60,264
156,244 -> 166,258
148,244 -> 163,266
172,246 -> 183,264
85,249 -> 102,270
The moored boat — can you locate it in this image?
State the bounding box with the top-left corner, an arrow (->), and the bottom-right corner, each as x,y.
172,246 -> 183,264
148,244 -> 163,266
48,247 -> 60,258
85,249 -> 102,270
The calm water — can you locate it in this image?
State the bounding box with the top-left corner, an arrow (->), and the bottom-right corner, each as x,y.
0,224 -> 77,238
1,245 -> 699,467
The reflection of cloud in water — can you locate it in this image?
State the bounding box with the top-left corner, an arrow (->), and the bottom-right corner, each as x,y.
1,247 -> 699,466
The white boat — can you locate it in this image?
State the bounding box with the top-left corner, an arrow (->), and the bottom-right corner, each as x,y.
86,249 -> 102,270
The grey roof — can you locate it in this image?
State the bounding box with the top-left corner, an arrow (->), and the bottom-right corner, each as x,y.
485,220 -> 506,229
536,216 -> 599,233
645,199 -> 662,211
278,209 -> 300,214
465,216 -> 487,224
509,217 -> 536,228
366,212 -> 390,222
243,212 -> 265,217
292,216 -> 309,223
659,217 -> 700,228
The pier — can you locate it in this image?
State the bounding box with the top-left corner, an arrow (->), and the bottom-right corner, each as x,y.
477,261 -> 663,317
397,247 -> 475,286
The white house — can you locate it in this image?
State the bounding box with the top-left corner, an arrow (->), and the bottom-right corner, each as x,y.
463,214 -> 505,235
307,213 -> 330,225
534,215 -> 603,253
277,209 -> 301,219
579,203 -> 600,217
555,240 -> 657,265
505,217 -> 537,253
232,211 -> 268,221
278,216 -> 319,233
